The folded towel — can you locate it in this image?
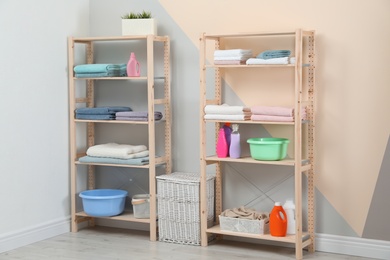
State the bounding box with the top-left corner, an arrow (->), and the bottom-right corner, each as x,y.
251,106 -> 294,117
246,57 -> 289,65
251,114 -> 294,122
214,60 -> 246,65
86,143 -> 148,159
116,111 -> 162,118
78,155 -> 149,166
214,55 -> 252,61
74,64 -> 122,74
257,50 -> 291,59
76,107 -> 132,115
251,106 -> 306,117
75,72 -> 120,78
204,114 -> 250,121
75,114 -> 115,120
204,104 -> 250,115
221,206 -> 268,221
214,49 -> 252,57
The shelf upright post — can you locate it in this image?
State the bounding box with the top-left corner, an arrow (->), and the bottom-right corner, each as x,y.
146,35 -> 157,242
199,33 -> 209,246
68,37 -> 78,233
294,28 -> 304,260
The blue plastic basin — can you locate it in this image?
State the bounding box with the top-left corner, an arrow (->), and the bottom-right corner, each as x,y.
79,189 -> 128,217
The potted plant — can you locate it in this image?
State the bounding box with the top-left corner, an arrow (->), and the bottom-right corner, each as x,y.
121,11 -> 157,36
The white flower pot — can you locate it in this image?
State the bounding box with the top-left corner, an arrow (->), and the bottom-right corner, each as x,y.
121,18 -> 157,36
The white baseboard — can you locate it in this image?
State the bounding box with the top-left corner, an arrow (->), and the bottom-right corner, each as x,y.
316,233 -> 390,260
0,216 -> 70,254
1,220 -> 389,260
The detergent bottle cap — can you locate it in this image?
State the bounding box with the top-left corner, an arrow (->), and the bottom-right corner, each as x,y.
274,202 -> 281,206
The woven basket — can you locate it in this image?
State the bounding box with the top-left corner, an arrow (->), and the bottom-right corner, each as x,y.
157,172 -> 215,245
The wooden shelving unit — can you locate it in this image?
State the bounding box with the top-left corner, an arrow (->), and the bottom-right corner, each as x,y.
199,29 -> 315,259
68,35 -> 171,241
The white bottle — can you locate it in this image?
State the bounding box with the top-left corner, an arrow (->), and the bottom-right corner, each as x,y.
283,199 -> 296,235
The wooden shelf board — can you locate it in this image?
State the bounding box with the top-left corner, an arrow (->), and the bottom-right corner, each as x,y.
206,64 -> 295,68
72,35 -> 168,43
207,225 -> 312,245
204,119 -> 295,125
205,156 -> 296,166
204,31 -> 297,38
76,211 -> 151,223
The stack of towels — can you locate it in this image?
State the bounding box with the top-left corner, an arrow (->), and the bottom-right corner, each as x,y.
221,206 -> 269,221
251,106 -> 307,122
204,104 -> 251,121
246,50 -> 293,65
214,49 -> 253,65
78,143 -> 150,166
74,63 -> 127,78
75,106 -> 132,120
116,111 -> 163,121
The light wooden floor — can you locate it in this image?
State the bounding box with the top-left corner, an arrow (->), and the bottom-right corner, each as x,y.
0,227 -> 372,260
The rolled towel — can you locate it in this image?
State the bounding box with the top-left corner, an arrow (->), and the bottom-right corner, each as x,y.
86,143 -> 148,159
246,57 -> 289,65
214,49 -> 252,57
204,104 -> 250,115
257,50 -> 291,59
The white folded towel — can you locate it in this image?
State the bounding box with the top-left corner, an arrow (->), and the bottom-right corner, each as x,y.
205,104 -> 250,115
246,57 -> 289,65
86,143 -> 148,159
204,114 -> 250,121
214,49 -> 252,57
214,55 -> 252,61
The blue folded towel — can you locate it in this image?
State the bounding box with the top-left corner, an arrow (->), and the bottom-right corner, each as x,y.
257,50 -> 291,60
75,72 -> 120,78
74,64 -> 122,74
78,155 -> 149,165
75,107 -> 132,115
75,114 -> 115,120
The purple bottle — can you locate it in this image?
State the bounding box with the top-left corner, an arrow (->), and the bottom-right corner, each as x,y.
229,124 -> 241,159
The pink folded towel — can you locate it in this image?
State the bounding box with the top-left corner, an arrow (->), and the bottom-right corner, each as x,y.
251,106 -> 306,117
251,115 -> 294,122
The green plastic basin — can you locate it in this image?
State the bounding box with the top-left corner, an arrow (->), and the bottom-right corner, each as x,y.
247,138 -> 290,161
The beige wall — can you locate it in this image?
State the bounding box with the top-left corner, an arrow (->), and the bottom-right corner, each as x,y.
160,0 -> 390,236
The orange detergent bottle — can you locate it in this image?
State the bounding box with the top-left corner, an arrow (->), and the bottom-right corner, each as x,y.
269,202 -> 287,237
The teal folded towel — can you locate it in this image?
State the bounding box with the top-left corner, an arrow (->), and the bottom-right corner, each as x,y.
74,64 -> 122,74
78,155 -> 149,165
257,50 -> 291,59
75,72 -> 120,78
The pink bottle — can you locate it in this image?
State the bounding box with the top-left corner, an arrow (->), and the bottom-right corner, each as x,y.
216,127 -> 228,158
127,52 -> 140,77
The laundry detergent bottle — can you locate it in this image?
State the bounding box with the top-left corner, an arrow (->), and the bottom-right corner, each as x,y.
127,52 -> 140,77
283,199 -> 296,235
216,127 -> 228,158
229,124 -> 241,158
269,202 -> 287,237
